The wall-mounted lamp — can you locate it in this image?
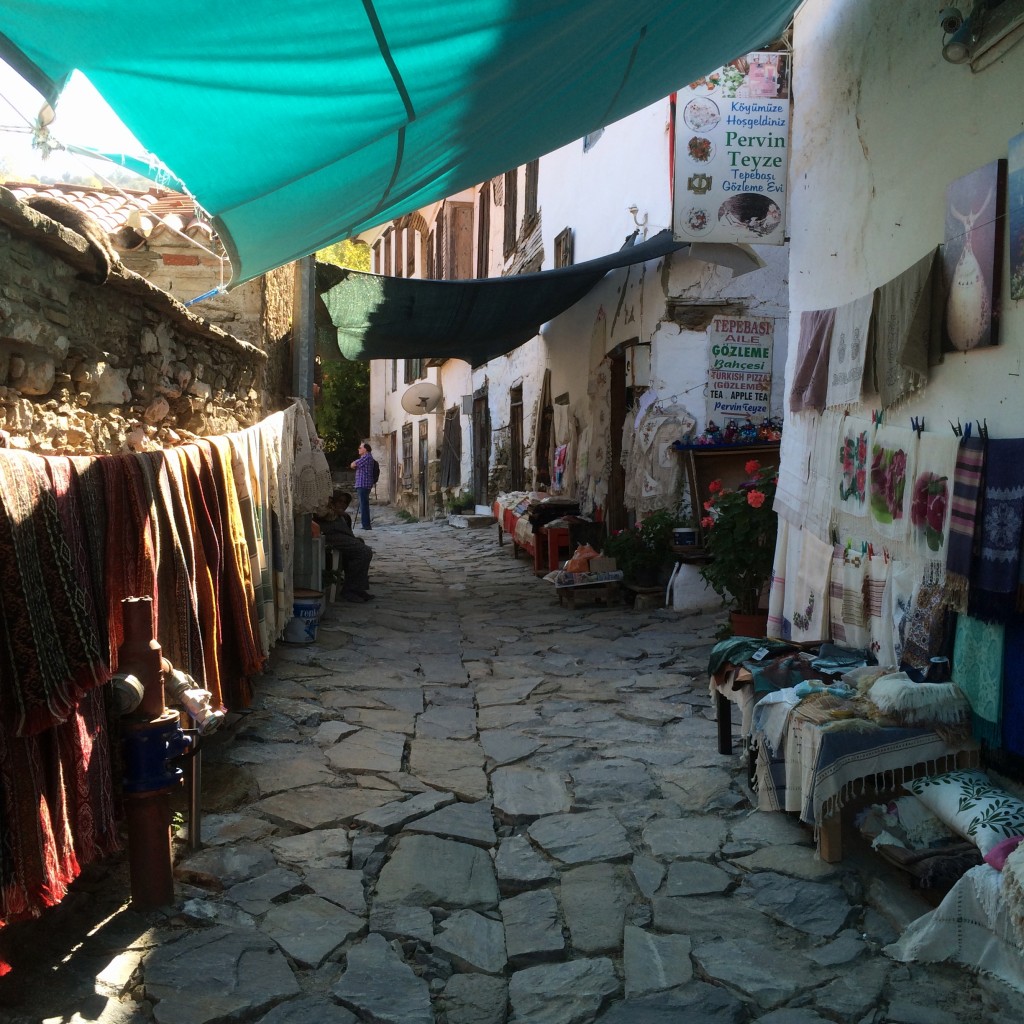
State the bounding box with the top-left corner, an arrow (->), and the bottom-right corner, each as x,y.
627,204 -> 649,238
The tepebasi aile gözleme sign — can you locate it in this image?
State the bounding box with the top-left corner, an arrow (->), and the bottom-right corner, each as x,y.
673,51 -> 790,246
706,315 -> 774,424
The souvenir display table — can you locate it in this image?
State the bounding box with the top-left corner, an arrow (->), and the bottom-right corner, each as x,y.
492,494 -> 584,575
753,697 -> 978,863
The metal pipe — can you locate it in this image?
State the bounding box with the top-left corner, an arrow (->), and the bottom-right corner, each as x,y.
184,729 -> 202,852
118,597 -> 164,719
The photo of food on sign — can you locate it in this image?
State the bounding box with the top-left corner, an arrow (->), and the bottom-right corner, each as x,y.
687,136 -> 714,163
718,194 -> 782,238
683,97 -> 720,132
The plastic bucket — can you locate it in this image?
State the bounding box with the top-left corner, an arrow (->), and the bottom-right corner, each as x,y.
282,589 -> 324,644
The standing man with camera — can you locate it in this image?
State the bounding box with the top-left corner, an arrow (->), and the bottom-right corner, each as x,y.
350,440 -> 375,530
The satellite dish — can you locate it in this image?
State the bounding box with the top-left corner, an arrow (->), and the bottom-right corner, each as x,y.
400,381 -> 443,414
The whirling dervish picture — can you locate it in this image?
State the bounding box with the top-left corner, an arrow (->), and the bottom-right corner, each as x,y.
942,159 -> 1006,352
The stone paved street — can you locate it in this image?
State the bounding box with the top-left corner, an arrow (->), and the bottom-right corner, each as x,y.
4,509 -> 1024,1023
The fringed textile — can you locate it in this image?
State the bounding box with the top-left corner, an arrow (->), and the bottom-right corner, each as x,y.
1004,844 -> 1024,954
790,528 -> 833,642
953,614 -> 1004,747
767,520 -> 790,639
969,437 -> 1024,624
909,432 -> 958,579
867,673 -> 971,727
868,424 -> 917,543
773,409 -> 816,527
890,559 -> 917,670
870,247 -> 943,409
835,416 -> 871,519
789,308 -> 835,413
829,543 -> 871,650
0,451 -> 107,736
868,549 -> 896,669
825,294 -> 873,409
945,436 -> 986,612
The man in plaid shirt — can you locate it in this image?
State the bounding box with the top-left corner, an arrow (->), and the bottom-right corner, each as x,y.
350,440 -> 375,530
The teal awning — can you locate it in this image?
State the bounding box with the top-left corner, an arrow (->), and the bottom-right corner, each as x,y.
322,230 -> 687,366
0,2 -> 798,285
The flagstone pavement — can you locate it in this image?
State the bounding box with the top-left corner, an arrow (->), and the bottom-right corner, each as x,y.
3,504 -> 1024,1023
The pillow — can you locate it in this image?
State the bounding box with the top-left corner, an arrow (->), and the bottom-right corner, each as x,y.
905,770 -> 1024,855
984,835 -> 1024,871
867,673 -> 970,726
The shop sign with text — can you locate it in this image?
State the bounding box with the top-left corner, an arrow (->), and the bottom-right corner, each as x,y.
706,315 -> 774,422
673,51 -> 790,246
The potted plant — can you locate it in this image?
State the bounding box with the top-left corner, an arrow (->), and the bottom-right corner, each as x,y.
699,460 -> 778,634
602,507 -> 681,587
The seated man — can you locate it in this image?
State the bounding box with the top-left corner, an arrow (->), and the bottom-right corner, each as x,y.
316,489 -> 374,602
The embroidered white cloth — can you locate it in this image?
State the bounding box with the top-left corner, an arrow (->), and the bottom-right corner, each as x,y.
825,293 -> 874,409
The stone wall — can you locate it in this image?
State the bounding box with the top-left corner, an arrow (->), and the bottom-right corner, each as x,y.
0,189 -> 282,455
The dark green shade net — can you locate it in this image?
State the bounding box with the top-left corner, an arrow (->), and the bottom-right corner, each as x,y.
322,230 -> 687,365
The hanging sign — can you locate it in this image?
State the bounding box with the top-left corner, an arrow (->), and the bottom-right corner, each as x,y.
706,315 -> 774,423
673,51 -> 790,246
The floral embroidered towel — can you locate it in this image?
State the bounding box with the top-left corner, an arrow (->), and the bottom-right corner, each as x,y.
868,424 -> 917,541
909,432 -> 958,570
835,416 -> 872,519
825,294 -> 874,409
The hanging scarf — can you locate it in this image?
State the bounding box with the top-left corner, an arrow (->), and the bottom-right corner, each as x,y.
0,451 -> 107,736
1002,620 -> 1024,758
868,424 -> 917,543
835,416 -> 872,520
944,435 -> 986,612
968,437 -> 1024,624
870,247 -> 942,409
952,614 -> 1004,747
789,308 -> 835,414
789,528 -> 833,642
806,409 -> 844,540
908,432 -> 958,577
825,294 -> 873,409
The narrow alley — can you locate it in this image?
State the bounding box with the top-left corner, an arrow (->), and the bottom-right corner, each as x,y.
3,512 -> 1023,1024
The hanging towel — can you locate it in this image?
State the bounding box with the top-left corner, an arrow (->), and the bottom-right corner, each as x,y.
969,437 -> 1024,624
825,294 -> 874,409
909,432 -> 959,576
868,424 -> 917,542
774,410 -> 817,527
768,521 -> 790,639
890,560 -> 917,669
0,451 -> 107,736
871,247 -> 943,409
790,529 -> 833,642
806,410 -> 844,539
868,549 -> 896,668
945,435 -> 986,612
789,308 -> 835,413
835,416 -> 872,520
953,614 -> 1004,747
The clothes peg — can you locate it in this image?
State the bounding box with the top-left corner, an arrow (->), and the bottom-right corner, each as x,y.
978,419 -> 989,440
964,421 -> 973,439
950,419 -> 962,437
911,416 -> 924,437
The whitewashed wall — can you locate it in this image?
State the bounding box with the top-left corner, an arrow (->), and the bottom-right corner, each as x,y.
789,0 -> 1024,437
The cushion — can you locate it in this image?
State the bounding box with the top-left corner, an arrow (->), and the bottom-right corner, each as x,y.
905,770 -> 1024,856
984,835 -> 1024,871
867,673 -> 969,726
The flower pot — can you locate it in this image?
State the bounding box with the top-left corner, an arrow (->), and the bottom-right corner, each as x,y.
729,610 -> 768,637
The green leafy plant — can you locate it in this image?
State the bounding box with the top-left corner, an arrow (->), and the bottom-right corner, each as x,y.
602,507 -> 681,582
396,508 -> 419,523
699,460 -> 778,615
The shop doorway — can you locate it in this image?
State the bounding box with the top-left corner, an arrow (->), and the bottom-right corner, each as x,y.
606,339 -> 649,532
418,419 -> 429,517
509,384 -> 525,491
386,430 -> 397,503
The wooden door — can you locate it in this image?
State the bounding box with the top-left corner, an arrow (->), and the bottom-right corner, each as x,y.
418,419 -> 429,517
472,393 -> 490,505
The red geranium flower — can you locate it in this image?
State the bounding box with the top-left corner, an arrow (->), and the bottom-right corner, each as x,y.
746,490 -> 766,508
709,479 -> 723,494
700,516 -> 714,529
745,459 -> 761,475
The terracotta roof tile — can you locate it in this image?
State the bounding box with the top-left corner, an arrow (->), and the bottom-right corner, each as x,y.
1,180 -> 213,249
